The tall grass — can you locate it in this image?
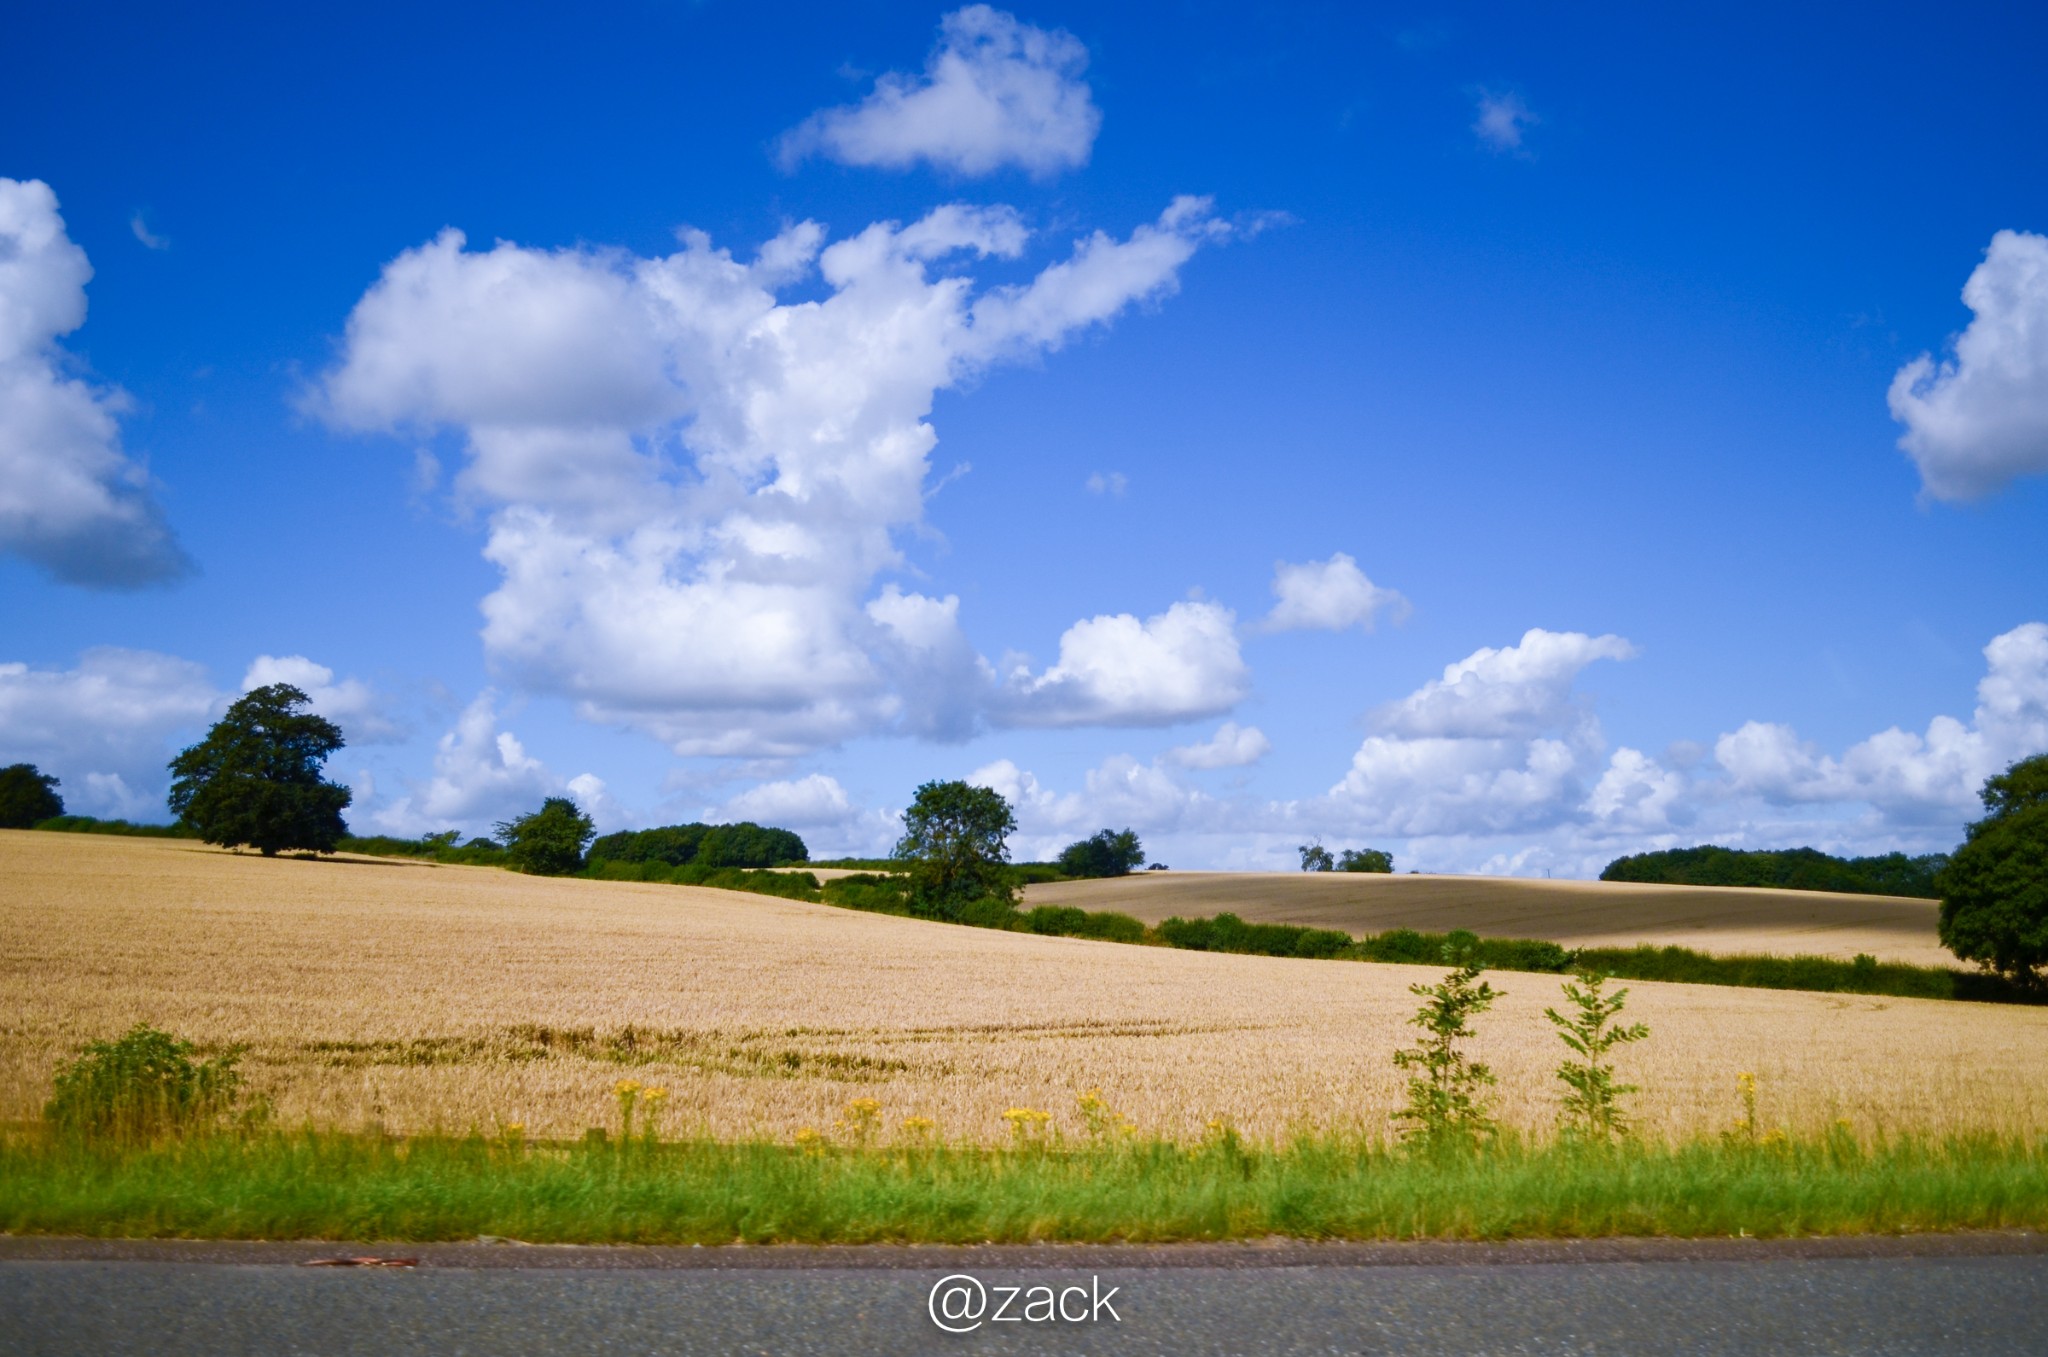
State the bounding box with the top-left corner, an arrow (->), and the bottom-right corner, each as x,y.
2,1128 -> 2040,1244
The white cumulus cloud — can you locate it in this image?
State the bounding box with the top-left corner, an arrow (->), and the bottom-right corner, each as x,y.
1261,552 -> 1407,633
779,5 -> 1101,178
317,198 -> 1234,756
1329,628 -> 1640,836
998,600 -> 1248,728
1164,720 -> 1271,769
1713,621 -> 2048,824
718,773 -> 856,827
0,179 -> 188,586
0,647 -> 218,818
1889,230 -> 2048,501
364,692 -> 586,835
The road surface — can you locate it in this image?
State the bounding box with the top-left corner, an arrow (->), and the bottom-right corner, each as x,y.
4,1236 -> 2043,1355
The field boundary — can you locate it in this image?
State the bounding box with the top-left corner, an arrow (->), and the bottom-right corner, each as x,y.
3,1231 -> 2045,1269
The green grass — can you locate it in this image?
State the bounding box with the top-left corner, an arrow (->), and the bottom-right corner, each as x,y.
3,1129 -> 2042,1244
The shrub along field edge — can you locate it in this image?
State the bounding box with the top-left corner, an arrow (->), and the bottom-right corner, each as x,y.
2,1130 -> 2041,1245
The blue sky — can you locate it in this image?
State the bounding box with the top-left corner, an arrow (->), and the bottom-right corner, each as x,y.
3,1 -> 2045,872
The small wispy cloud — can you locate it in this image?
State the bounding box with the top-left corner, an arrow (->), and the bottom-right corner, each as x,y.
129,213 -> 169,250
1473,90 -> 1538,152
1086,470 -> 1128,497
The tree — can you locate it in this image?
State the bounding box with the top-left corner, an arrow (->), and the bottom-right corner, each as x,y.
0,763 -> 64,828
1391,952 -> 1501,1151
893,780 -> 1018,921
1338,847 -> 1394,873
167,685 -> 351,855
1298,842 -> 1334,872
1544,973 -> 1649,1142
1938,753 -> 2048,987
1057,828 -> 1145,879
496,797 -> 596,876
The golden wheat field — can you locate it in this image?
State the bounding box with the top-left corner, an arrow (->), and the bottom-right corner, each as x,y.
4,831 -> 2042,1146
1026,871 -> 1950,967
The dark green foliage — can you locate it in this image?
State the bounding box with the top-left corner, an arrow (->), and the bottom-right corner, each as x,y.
821,872 -> 914,915
1008,862 -> 1067,886
1938,753 -> 2048,986
1056,828 -> 1145,879
167,685 -> 352,856
580,858 -> 822,902
700,822 -> 808,868
495,797 -> 596,876
585,821 -> 808,870
1392,957 -> 1500,1151
0,763 -> 64,828
44,1025 -> 241,1141
1337,847 -> 1394,873
1545,974 -> 1649,1142
1298,842 -> 1335,872
1600,844 -> 1946,898
30,815 -> 196,839
1979,753 -> 2048,820
1156,912 -> 1356,959
893,780 -> 1019,921
1021,906 -> 1148,944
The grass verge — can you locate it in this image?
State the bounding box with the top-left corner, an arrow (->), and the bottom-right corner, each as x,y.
3,1130 -> 2042,1245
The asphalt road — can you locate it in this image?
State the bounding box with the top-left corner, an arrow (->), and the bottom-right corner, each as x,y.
4,1238 -> 2045,1356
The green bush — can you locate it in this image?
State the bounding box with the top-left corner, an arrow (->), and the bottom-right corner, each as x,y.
1021,906 -> 1148,944
1055,828 -> 1144,879
821,873 -> 914,915
1337,847 -> 1394,873
44,1025 -> 241,1141
497,797 -> 595,876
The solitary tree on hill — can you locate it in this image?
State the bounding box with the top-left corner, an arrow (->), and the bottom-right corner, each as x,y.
496,797 -> 597,876
167,684 -> 351,855
894,780 -> 1018,921
0,763 -> 64,829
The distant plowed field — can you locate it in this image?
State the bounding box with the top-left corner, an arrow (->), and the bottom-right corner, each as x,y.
5,831 -> 2040,1145
1025,872 -> 1948,967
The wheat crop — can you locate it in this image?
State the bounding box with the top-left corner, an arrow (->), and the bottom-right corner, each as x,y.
4,831 -> 2041,1145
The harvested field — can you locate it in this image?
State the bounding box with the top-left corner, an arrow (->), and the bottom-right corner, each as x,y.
1026,872 -> 1949,967
4,831 -> 2041,1146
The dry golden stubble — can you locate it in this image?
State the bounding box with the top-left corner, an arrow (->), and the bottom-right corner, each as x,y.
4,831 -> 2043,1144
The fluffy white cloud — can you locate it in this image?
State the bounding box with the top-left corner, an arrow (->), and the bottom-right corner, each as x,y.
0,179 -> 187,586
0,648 -> 217,818
1376,628 -> 1636,740
241,655 -> 400,743
364,692 -> 570,834
1260,553 -> 1407,633
1473,91 -> 1537,152
718,772 -> 855,827
998,600 -> 1248,728
1329,629 -> 1640,836
318,198 -> 1233,756
779,6 -> 1100,178
1713,621 -> 2048,823
1889,230 -> 2048,501
1163,720 -> 1271,769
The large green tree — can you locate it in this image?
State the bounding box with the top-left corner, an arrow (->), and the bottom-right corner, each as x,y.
496,797 -> 596,876
1937,752 -> 2048,987
1057,827 -> 1145,879
893,780 -> 1018,921
167,685 -> 351,855
0,763 -> 64,829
